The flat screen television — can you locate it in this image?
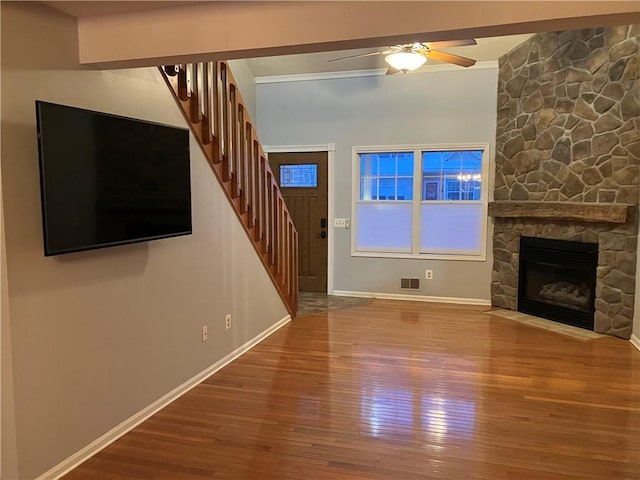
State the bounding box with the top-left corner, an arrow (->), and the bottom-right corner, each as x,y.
36,101 -> 192,256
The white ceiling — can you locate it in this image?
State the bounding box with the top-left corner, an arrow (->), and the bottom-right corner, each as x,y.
245,34 -> 533,78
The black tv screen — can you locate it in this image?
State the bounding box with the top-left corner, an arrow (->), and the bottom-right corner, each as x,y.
36,101 -> 192,256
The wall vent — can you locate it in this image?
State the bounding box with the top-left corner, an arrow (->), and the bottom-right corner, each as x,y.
401,278 -> 420,289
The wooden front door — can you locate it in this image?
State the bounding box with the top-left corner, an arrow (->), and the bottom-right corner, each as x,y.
269,152 -> 328,293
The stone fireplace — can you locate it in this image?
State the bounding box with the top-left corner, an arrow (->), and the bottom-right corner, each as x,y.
490,25 -> 639,339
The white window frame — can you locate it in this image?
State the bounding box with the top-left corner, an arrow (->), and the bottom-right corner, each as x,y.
351,143 -> 490,262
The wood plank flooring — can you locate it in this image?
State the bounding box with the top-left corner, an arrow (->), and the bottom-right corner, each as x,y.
63,300 -> 640,479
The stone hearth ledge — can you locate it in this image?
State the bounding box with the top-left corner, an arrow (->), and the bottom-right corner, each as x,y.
488,201 -> 632,224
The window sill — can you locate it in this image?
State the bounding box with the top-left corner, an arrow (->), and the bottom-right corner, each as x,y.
351,251 -> 487,262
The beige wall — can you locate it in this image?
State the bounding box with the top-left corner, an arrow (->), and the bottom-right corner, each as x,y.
0,3 -> 287,478
1,70 -> 20,479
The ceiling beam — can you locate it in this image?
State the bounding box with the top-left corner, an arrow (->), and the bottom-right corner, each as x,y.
74,1 -> 640,69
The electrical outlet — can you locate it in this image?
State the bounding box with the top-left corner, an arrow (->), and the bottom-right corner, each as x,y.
201,325 -> 208,342
225,314 -> 232,330
425,270 -> 433,280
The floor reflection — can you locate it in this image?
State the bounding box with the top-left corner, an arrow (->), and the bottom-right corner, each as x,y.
361,382 -> 476,442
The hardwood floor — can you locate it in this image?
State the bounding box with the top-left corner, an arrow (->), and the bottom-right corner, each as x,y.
63,300 -> 640,480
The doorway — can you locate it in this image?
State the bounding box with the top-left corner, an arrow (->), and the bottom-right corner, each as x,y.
269,151 -> 328,293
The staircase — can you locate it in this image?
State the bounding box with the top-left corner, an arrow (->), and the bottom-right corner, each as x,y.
159,63 -> 298,316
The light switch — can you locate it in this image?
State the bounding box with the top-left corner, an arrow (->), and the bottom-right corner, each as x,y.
334,218 -> 350,228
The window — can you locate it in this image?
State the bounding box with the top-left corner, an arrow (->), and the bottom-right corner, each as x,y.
280,164 -> 317,187
356,152 -> 413,253
360,152 -> 414,201
422,150 -> 482,201
352,145 -> 488,260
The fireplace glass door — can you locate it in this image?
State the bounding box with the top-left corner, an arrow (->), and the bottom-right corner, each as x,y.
518,237 -> 598,330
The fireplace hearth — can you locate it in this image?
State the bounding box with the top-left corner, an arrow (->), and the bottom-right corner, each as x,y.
518,237 -> 598,331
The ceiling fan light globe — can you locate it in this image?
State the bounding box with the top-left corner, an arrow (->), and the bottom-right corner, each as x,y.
385,52 -> 427,71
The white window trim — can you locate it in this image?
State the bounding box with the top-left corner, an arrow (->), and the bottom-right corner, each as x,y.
351,143 -> 490,262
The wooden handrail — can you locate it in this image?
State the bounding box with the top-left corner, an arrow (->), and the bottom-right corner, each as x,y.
159,62 -> 298,316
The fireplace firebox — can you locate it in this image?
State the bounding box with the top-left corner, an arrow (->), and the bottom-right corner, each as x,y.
518,237 -> 598,330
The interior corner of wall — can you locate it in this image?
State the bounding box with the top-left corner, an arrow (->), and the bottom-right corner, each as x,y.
1,177 -> 20,480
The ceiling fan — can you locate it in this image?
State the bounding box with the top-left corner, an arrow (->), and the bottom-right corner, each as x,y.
329,39 -> 477,74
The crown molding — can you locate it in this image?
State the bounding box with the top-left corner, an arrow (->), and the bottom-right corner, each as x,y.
254,61 -> 498,84
417,60 -> 499,73
255,68 -> 387,84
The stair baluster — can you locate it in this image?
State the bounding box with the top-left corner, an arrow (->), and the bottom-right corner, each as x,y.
161,61 -> 298,316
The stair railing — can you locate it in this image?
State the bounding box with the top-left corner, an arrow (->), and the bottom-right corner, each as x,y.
160,62 -> 298,316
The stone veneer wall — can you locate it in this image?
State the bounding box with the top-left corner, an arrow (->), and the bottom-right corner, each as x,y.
492,25 -> 639,339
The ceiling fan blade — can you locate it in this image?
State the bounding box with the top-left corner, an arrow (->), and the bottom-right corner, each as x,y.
385,66 -> 402,75
423,39 -> 477,50
328,50 -> 386,63
426,50 -> 477,67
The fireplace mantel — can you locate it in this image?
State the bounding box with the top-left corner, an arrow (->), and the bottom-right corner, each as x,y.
488,201 -> 632,224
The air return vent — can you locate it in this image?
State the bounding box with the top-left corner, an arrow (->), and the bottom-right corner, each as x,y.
401,278 -> 420,289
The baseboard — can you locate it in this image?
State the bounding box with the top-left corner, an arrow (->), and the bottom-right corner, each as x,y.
631,334 -> 640,352
332,290 -> 491,306
36,314 -> 292,480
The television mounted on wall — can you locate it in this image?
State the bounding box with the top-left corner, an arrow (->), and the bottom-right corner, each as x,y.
36,101 -> 192,256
